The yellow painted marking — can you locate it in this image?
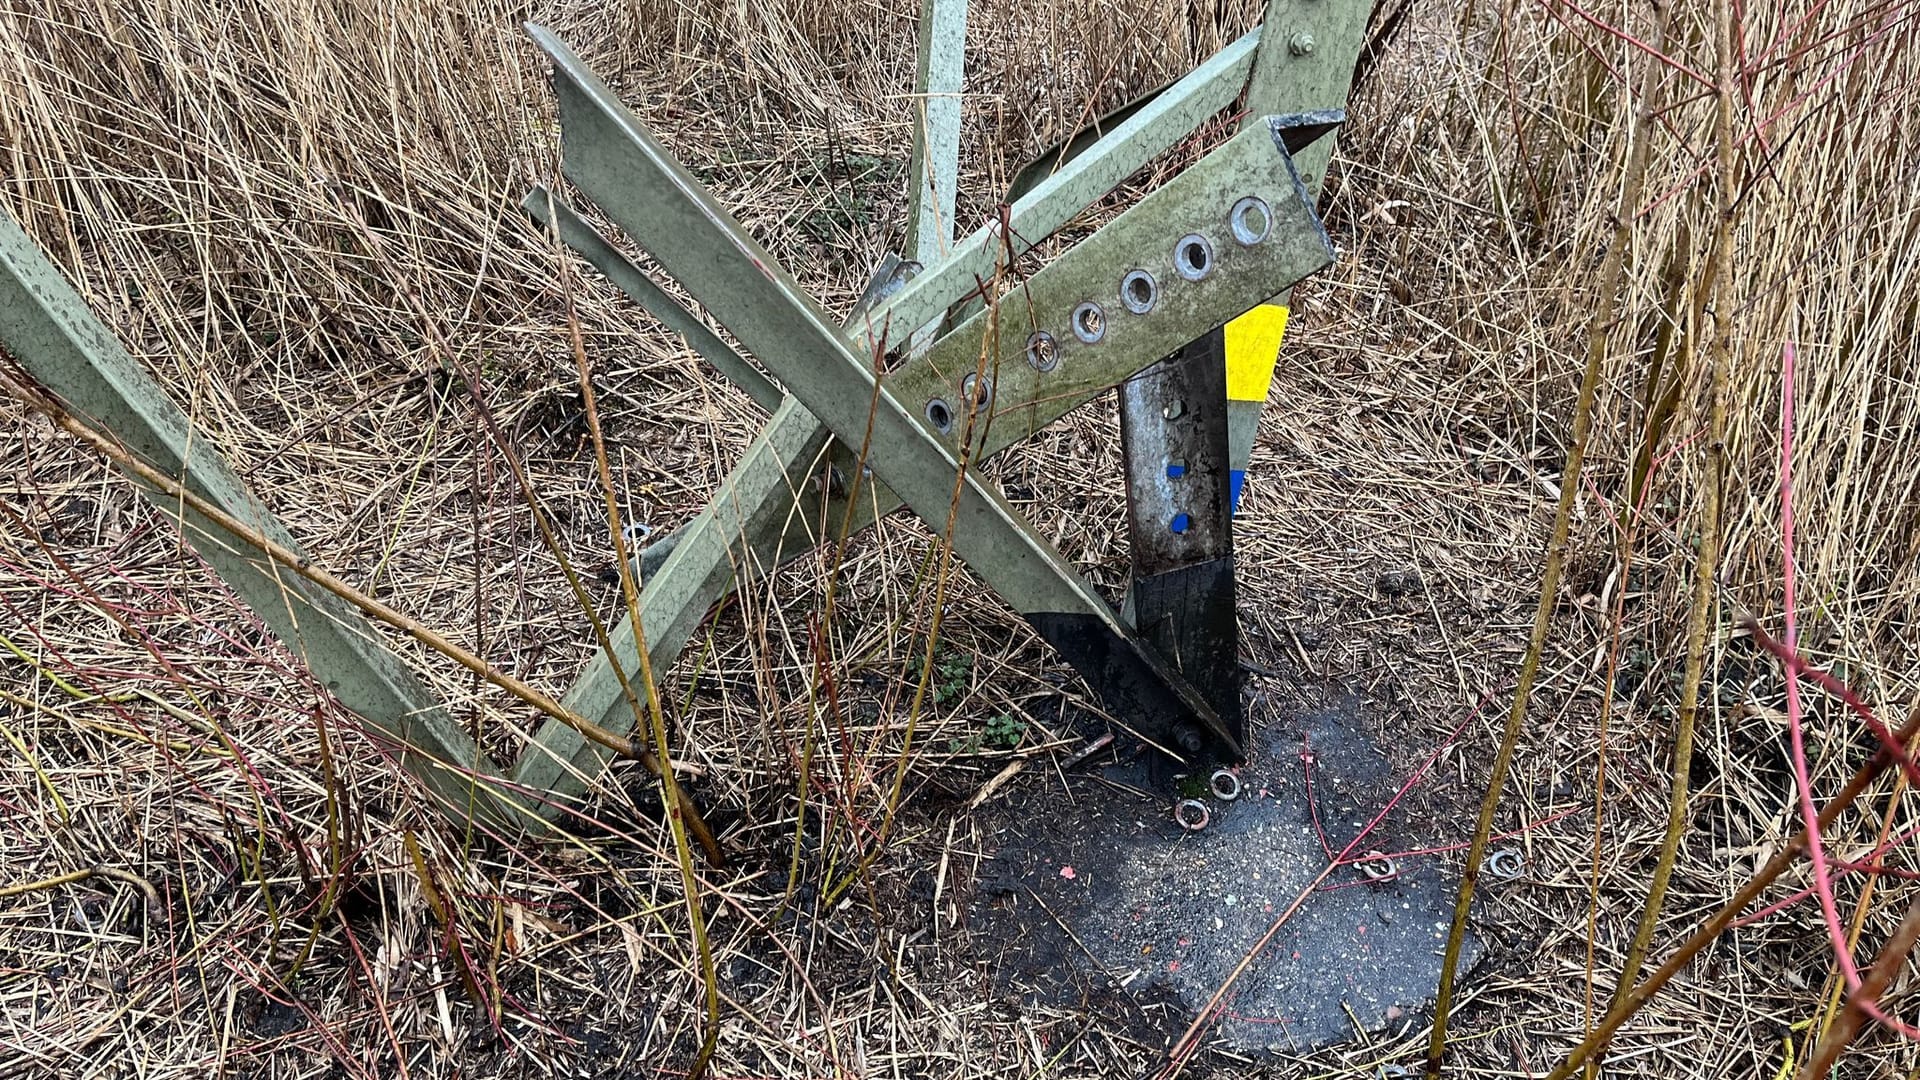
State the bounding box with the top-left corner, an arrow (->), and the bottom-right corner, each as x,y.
1224,302 -> 1289,402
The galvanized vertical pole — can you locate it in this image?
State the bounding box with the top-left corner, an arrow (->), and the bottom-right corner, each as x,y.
0,211 -> 539,833
904,0 -> 967,271
1117,327 -> 1245,741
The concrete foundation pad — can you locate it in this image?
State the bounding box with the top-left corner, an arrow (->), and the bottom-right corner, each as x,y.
968,690 -> 1485,1056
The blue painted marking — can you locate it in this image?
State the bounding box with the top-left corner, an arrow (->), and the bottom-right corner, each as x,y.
1229,469 -> 1246,514
1170,512 -> 1191,534
1166,463 -> 1186,479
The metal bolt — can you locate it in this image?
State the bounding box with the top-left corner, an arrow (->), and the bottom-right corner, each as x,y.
1288,30 -> 1316,56
1025,330 -> 1059,372
961,372 -> 993,411
1209,768 -> 1242,801
1173,724 -> 1204,755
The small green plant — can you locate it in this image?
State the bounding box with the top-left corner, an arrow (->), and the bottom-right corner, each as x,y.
982,713 -> 1026,750
943,713 -> 1026,755
932,647 -> 972,706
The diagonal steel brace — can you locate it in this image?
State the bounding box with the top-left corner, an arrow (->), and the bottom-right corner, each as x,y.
515,25 -> 1337,800
520,186 -> 914,583
0,211 -> 541,833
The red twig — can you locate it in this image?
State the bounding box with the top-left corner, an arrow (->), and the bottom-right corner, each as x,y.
1774,340 -> 1919,1040
1741,617 -> 1920,786
1734,819 -> 1920,927
1639,5 -> 1913,218
1300,736 -> 1336,860
1333,805 -> 1584,868
1152,696 -> 1487,1077
1548,0 -> 1715,87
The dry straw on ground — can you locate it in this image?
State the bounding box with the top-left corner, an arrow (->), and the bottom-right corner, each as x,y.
2,0 -> 1918,1076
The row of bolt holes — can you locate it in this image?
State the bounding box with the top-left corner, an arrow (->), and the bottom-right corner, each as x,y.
922,195 -> 1275,450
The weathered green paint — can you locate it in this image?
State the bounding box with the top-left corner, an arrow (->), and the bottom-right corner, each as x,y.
903,0 -> 968,269
852,24 -> 1262,356
885,119 -> 1337,464
537,25 -> 1232,745
513,261 -> 908,803
0,210 -> 539,833
524,185 -> 784,414
517,25 -> 1337,789
1225,0 -> 1372,474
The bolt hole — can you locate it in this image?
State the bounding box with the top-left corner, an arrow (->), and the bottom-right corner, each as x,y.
1071,301 -> 1106,343
1166,458 -> 1188,478
961,373 -> 993,411
1230,196 -> 1272,245
1121,269 -> 1157,314
926,398 -> 953,433
1025,330 -> 1059,371
1162,398 -> 1185,421
1174,233 -> 1213,281
1170,512 -> 1191,534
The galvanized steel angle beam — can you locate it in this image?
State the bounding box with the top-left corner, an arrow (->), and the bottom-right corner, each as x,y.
0,210 -> 543,835
523,185 -> 786,415
877,113 -> 1341,464
519,184 -> 915,585
508,255 -> 910,804
903,0 -> 968,271
845,23 -> 1267,359
519,24 -> 1339,795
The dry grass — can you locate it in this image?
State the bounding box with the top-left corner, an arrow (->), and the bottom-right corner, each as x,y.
3,0 -> 1920,1076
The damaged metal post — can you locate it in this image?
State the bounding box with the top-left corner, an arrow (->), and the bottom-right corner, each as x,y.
1115,0 -> 1372,746
514,26 -> 1341,803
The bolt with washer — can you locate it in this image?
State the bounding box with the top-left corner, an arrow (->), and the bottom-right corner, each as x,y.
1208,768 -> 1242,801
1288,30 -> 1316,55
